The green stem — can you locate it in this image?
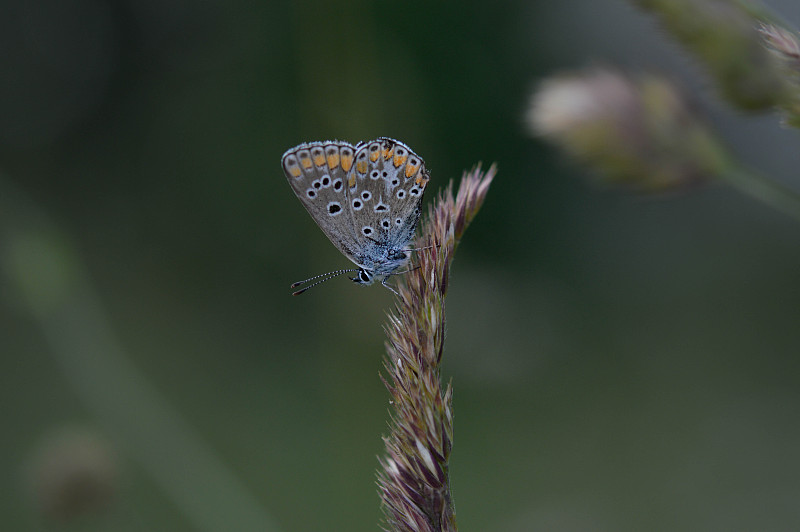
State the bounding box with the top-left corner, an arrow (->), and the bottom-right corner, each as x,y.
0,177 -> 282,532
717,163 -> 800,222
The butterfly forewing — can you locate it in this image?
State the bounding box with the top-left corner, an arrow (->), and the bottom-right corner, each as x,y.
281,141 -> 361,260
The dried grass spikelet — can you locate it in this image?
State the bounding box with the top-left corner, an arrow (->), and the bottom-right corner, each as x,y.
26,428 -> 118,522
760,22 -> 800,66
759,22 -> 800,127
378,164 -> 495,532
528,67 -> 731,191
529,65 -> 800,220
632,0 -> 792,111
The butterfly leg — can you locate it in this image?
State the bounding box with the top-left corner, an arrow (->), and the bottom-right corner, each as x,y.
381,278 -> 400,296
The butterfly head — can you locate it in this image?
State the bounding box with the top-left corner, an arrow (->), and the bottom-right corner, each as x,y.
351,268 -> 376,286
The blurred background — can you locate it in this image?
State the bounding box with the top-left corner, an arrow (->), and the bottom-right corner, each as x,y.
2,0 -> 800,530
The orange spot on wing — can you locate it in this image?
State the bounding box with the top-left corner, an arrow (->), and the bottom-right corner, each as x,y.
382,146 -> 394,160
312,151 -> 325,167
326,151 -> 340,169
415,174 -> 429,186
299,152 -> 312,169
369,148 -> 380,162
356,160 -> 369,174
340,153 -> 354,172
405,164 -> 419,178
393,154 -> 408,168
348,174 -> 356,187
288,165 -> 302,178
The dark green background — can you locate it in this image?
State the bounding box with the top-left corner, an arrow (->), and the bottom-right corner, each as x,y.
2,0 -> 800,530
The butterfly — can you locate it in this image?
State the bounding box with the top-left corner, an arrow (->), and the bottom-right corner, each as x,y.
281,137 -> 430,295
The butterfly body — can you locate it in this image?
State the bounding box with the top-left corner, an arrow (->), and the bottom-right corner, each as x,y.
281,137 -> 430,293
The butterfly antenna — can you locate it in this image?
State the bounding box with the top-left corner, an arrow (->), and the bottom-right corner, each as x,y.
392,265 -> 421,275
406,242 -> 439,253
291,269 -> 359,295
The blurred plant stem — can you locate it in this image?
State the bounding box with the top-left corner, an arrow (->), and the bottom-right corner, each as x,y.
717,162 -> 800,221
0,176 -> 282,532
530,67 -> 800,222
632,0 -> 800,125
378,165 -> 495,532
631,0 -> 791,110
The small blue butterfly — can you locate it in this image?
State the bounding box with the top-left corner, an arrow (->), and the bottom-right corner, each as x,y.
282,138 -> 430,295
